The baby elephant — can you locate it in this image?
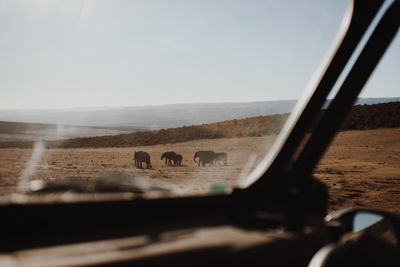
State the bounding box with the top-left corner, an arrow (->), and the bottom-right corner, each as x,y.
173,154 -> 183,166
213,152 -> 228,166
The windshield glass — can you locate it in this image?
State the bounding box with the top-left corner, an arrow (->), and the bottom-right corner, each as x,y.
0,0 -> 348,201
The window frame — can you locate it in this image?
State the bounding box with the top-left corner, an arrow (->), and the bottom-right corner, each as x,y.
0,0 -> 399,252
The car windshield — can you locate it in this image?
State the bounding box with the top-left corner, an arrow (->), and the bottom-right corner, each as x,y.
0,0 -> 349,201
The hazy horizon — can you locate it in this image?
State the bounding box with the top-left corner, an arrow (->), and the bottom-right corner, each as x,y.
0,97 -> 398,129
0,96 -> 399,112
0,98 -> 300,111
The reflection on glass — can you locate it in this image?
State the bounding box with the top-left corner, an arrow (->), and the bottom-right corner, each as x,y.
353,212 -> 384,232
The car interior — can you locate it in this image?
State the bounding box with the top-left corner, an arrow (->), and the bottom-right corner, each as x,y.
0,0 -> 399,266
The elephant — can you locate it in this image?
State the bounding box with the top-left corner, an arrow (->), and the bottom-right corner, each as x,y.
173,154 -> 183,166
161,151 -> 176,166
213,152 -> 228,166
194,150 -> 215,167
134,151 -> 152,169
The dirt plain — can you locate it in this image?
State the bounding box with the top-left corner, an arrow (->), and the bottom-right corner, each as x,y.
314,127 -> 400,214
0,128 -> 399,215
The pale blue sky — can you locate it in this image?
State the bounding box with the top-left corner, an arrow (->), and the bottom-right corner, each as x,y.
0,0 -> 397,110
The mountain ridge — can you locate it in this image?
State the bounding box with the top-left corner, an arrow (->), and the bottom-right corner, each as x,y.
0,97 -> 398,128
1,101 -> 399,149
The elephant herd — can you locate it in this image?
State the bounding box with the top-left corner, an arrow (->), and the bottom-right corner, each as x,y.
133,150 -> 228,169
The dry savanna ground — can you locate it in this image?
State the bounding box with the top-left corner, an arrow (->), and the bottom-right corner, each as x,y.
0,128 -> 399,215
314,128 -> 400,214
0,136 -> 276,197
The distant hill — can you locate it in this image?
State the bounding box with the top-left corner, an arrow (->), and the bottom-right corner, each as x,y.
0,121 -> 56,134
1,101 -> 399,149
0,121 -> 154,142
0,101 -> 295,128
342,101 -> 400,130
48,101 -> 400,148
354,97 -> 400,106
41,113 -> 288,148
0,98 -> 398,128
